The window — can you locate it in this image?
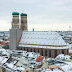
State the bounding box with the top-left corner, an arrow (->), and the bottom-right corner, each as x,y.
38,49 -> 39,53
24,48 -> 25,51
62,50 -> 64,54
34,48 -> 35,52
41,49 -> 43,56
45,49 -> 47,56
49,50 -> 51,57
67,50 -> 68,54
31,48 -> 32,52
55,50 -> 57,57
27,48 -> 28,52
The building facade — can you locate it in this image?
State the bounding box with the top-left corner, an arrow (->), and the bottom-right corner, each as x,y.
18,47 -> 69,58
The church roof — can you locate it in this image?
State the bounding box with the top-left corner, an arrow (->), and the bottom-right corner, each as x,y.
18,31 -> 70,49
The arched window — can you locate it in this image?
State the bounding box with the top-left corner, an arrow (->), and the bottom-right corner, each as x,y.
34,48 -> 35,52
67,50 -> 68,54
24,48 -> 25,51
38,49 -> 39,53
55,50 -> 57,57
41,49 -> 43,56
45,49 -> 47,56
27,48 -> 28,52
49,50 -> 51,57
62,50 -> 64,54
31,48 -> 32,52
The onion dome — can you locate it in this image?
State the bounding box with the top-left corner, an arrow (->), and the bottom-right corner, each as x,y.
21,13 -> 27,16
12,12 -> 19,15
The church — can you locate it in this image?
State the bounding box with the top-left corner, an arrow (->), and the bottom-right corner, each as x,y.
10,12 -> 70,58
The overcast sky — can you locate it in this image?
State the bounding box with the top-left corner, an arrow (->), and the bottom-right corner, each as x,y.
0,0 -> 72,31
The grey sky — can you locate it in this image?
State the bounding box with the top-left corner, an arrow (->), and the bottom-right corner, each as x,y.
0,0 -> 72,31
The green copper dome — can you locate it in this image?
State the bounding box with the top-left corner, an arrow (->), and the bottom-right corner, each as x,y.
21,13 -> 27,16
12,12 -> 19,15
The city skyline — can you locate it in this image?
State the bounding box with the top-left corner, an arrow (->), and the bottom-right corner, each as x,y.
0,0 -> 72,31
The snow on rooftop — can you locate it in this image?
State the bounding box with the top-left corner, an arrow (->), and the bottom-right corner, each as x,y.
28,52 -> 35,57
0,48 -> 9,55
0,57 -> 3,61
1,58 -> 8,63
17,67 -> 25,71
7,63 -> 14,68
69,49 -> 72,53
19,31 -> 70,49
64,55 -> 70,60
60,62 -> 72,72
41,68 -> 63,72
56,54 -> 71,61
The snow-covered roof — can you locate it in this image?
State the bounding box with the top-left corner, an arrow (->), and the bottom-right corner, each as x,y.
60,62 -> 72,72
69,49 -> 72,53
1,58 -> 8,64
19,31 -> 70,49
0,48 -> 9,55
